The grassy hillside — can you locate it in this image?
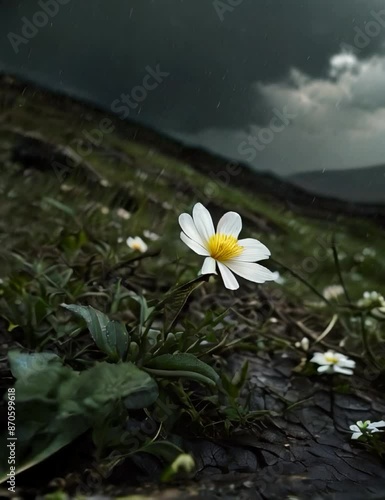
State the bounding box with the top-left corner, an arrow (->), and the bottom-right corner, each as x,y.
0,76 -> 384,498
0,76 -> 383,295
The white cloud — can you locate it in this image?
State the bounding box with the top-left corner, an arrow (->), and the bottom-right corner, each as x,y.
178,51 -> 385,175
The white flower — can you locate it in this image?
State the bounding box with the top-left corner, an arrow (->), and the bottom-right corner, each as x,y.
323,285 -> 344,300
100,178 -> 110,187
126,236 -> 148,253
137,171 -> 148,181
60,183 -> 73,192
358,290 -> 384,307
178,203 -> 275,290
143,230 -> 160,241
116,208 -> 131,220
372,306 -> 385,319
100,206 -> 110,215
295,337 -> 309,351
310,350 -> 355,375
358,290 -> 385,317
162,201 -> 172,210
350,420 -> 385,440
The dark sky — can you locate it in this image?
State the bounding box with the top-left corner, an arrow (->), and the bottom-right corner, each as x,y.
1,0 -> 385,175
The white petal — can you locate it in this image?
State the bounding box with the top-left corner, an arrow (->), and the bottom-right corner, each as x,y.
237,245 -> 272,262
225,260 -> 276,283
216,211 -> 242,238
368,420 -> 385,429
238,238 -> 271,261
317,365 -> 332,373
179,213 -> 206,247
333,366 -> 354,375
192,203 -> 215,243
217,262 -> 239,290
311,353 -> 328,365
351,432 -> 362,440
338,358 -> 356,369
180,232 -> 209,256
200,257 -> 217,275
349,425 -> 360,432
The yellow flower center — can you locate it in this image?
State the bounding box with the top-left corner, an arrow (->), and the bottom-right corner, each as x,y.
207,233 -> 243,262
131,243 -> 143,251
325,353 -> 339,364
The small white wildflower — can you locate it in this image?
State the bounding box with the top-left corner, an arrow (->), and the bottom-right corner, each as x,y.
372,306 -> 385,319
116,208 -> 131,220
295,337 -> 309,351
179,203 -> 275,290
137,171 -> 148,181
100,178 -> 110,187
310,350 -> 355,375
358,291 -> 385,316
143,229 -> 159,241
162,201 -> 172,210
126,236 -> 148,253
100,206 -> 110,215
323,285 -> 344,300
350,420 -> 385,440
60,183 -> 73,192
363,247 -> 376,257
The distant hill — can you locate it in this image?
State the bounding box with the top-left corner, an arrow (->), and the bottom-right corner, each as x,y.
1,74 -> 385,227
288,165 -> 385,204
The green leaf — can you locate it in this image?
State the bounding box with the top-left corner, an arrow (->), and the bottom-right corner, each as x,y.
157,275 -> 210,331
105,320 -> 130,361
61,304 -> 129,360
62,362 -> 159,414
15,364 -> 76,403
0,415 -> 87,482
231,360 -> 249,389
0,362 -> 158,481
128,294 -> 154,330
8,350 -> 62,380
42,196 -> 76,217
145,353 -> 219,386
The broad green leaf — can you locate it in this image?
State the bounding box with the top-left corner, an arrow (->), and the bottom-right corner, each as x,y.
62,305 -> 130,360
61,362 -> 159,414
0,415 -> 87,482
105,320 -> 130,361
0,362 -> 158,482
145,353 -> 219,386
8,350 -> 62,380
15,364 -> 76,403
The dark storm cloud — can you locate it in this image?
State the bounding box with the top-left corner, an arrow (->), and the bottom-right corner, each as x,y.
1,0 -> 385,174
1,0 -> 385,133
